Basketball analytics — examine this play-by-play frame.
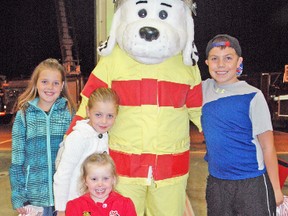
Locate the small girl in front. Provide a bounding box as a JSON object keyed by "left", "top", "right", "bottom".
{"left": 65, "top": 153, "right": 137, "bottom": 216}
{"left": 53, "top": 87, "right": 119, "bottom": 216}
{"left": 9, "top": 58, "right": 76, "bottom": 216}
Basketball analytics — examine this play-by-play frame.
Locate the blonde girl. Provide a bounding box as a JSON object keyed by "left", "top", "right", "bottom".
{"left": 16, "top": 58, "right": 75, "bottom": 113}
{"left": 65, "top": 153, "right": 136, "bottom": 216}
{"left": 53, "top": 88, "right": 119, "bottom": 216}
{"left": 10, "top": 58, "right": 76, "bottom": 216}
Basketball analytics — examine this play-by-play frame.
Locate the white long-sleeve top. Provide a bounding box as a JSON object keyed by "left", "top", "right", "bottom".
{"left": 53, "top": 119, "right": 108, "bottom": 211}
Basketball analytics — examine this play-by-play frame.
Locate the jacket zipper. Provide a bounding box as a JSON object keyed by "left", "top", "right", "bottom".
{"left": 25, "top": 165, "right": 30, "bottom": 190}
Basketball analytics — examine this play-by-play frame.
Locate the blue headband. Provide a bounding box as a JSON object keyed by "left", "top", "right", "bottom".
{"left": 206, "top": 34, "right": 242, "bottom": 57}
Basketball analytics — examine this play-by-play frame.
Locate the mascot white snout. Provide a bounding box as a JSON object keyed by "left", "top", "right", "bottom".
{"left": 98, "top": 0, "right": 199, "bottom": 65}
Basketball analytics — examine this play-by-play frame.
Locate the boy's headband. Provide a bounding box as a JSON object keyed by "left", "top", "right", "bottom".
{"left": 206, "top": 34, "right": 242, "bottom": 57}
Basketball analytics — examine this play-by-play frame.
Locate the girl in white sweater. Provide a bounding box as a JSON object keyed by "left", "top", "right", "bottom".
{"left": 53, "top": 88, "right": 119, "bottom": 216}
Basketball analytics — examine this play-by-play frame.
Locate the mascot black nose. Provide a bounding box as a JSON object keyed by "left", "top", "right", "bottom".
{"left": 139, "top": 26, "right": 160, "bottom": 42}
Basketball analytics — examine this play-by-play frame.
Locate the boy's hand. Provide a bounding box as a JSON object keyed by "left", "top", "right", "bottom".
{"left": 275, "top": 188, "right": 284, "bottom": 206}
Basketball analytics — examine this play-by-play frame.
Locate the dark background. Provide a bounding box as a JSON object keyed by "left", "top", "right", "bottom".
{"left": 0, "top": 0, "right": 95, "bottom": 80}
{"left": 1, "top": 0, "right": 288, "bottom": 80}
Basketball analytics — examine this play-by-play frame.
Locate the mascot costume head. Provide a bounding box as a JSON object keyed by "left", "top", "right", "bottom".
{"left": 98, "top": 0, "right": 199, "bottom": 65}
{"left": 67, "top": 0, "right": 202, "bottom": 215}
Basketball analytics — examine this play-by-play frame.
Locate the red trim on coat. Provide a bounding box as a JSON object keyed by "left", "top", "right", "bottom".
{"left": 158, "top": 81, "right": 190, "bottom": 107}
{"left": 112, "top": 79, "right": 201, "bottom": 108}
{"left": 66, "top": 115, "right": 83, "bottom": 135}
{"left": 82, "top": 74, "right": 108, "bottom": 97}
{"left": 111, "top": 79, "right": 158, "bottom": 105}
{"left": 109, "top": 150, "right": 190, "bottom": 180}
{"left": 186, "top": 83, "right": 203, "bottom": 108}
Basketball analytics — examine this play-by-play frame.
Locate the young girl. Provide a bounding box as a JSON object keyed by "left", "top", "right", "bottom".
{"left": 53, "top": 88, "right": 119, "bottom": 215}
{"left": 9, "top": 58, "right": 76, "bottom": 216}
{"left": 65, "top": 153, "right": 137, "bottom": 216}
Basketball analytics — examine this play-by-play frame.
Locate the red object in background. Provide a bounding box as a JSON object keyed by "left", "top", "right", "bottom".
{"left": 278, "top": 159, "right": 288, "bottom": 189}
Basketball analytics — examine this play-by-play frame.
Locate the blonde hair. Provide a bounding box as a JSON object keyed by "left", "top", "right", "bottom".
{"left": 88, "top": 88, "right": 120, "bottom": 114}
{"left": 16, "top": 58, "right": 76, "bottom": 114}
{"left": 80, "top": 153, "right": 118, "bottom": 194}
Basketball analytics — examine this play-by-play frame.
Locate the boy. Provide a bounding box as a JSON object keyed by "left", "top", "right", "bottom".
{"left": 202, "top": 34, "right": 283, "bottom": 215}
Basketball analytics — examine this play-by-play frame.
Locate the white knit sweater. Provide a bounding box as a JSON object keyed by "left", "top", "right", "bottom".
{"left": 53, "top": 119, "right": 109, "bottom": 211}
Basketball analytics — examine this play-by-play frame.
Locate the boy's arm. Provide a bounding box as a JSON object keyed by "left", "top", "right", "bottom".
{"left": 258, "top": 130, "right": 284, "bottom": 206}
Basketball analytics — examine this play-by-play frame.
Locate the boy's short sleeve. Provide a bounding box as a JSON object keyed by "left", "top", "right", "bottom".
{"left": 250, "top": 91, "right": 273, "bottom": 137}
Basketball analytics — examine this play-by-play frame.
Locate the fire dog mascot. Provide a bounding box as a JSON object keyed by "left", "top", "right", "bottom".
{"left": 67, "top": 0, "right": 202, "bottom": 215}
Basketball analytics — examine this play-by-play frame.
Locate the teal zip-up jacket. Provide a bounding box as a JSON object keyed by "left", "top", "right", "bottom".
{"left": 9, "top": 97, "right": 74, "bottom": 209}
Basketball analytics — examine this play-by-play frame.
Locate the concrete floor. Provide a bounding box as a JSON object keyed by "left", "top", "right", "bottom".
{"left": 188, "top": 152, "right": 208, "bottom": 216}
{"left": 0, "top": 151, "right": 18, "bottom": 216}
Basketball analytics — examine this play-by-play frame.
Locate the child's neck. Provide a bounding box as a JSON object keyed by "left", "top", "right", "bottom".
{"left": 37, "top": 101, "right": 53, "bottom": 112}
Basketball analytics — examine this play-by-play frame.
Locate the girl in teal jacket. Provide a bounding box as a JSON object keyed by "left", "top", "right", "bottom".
{"left": 9, "top": 58, "right": 76, "bottom": 216}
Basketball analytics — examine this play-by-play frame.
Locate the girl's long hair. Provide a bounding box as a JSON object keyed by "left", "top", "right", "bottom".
{"left": 16, "top": 58, "right": 76, "bottom": 114}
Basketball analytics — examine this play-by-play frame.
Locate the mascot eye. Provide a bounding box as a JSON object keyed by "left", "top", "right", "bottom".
{"left": 138, "top": 9, "right": 147, "bottom": 18}
{"left": 159, "top": 10, "right": 168, "bottom": 20}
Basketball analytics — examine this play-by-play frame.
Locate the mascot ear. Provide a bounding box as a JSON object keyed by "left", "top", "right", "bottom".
{"left": 182, "top": 9, "right": 199, "bottom": 66}
{"left": 97, "top": 8, "right": 121, "bottom": 56}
